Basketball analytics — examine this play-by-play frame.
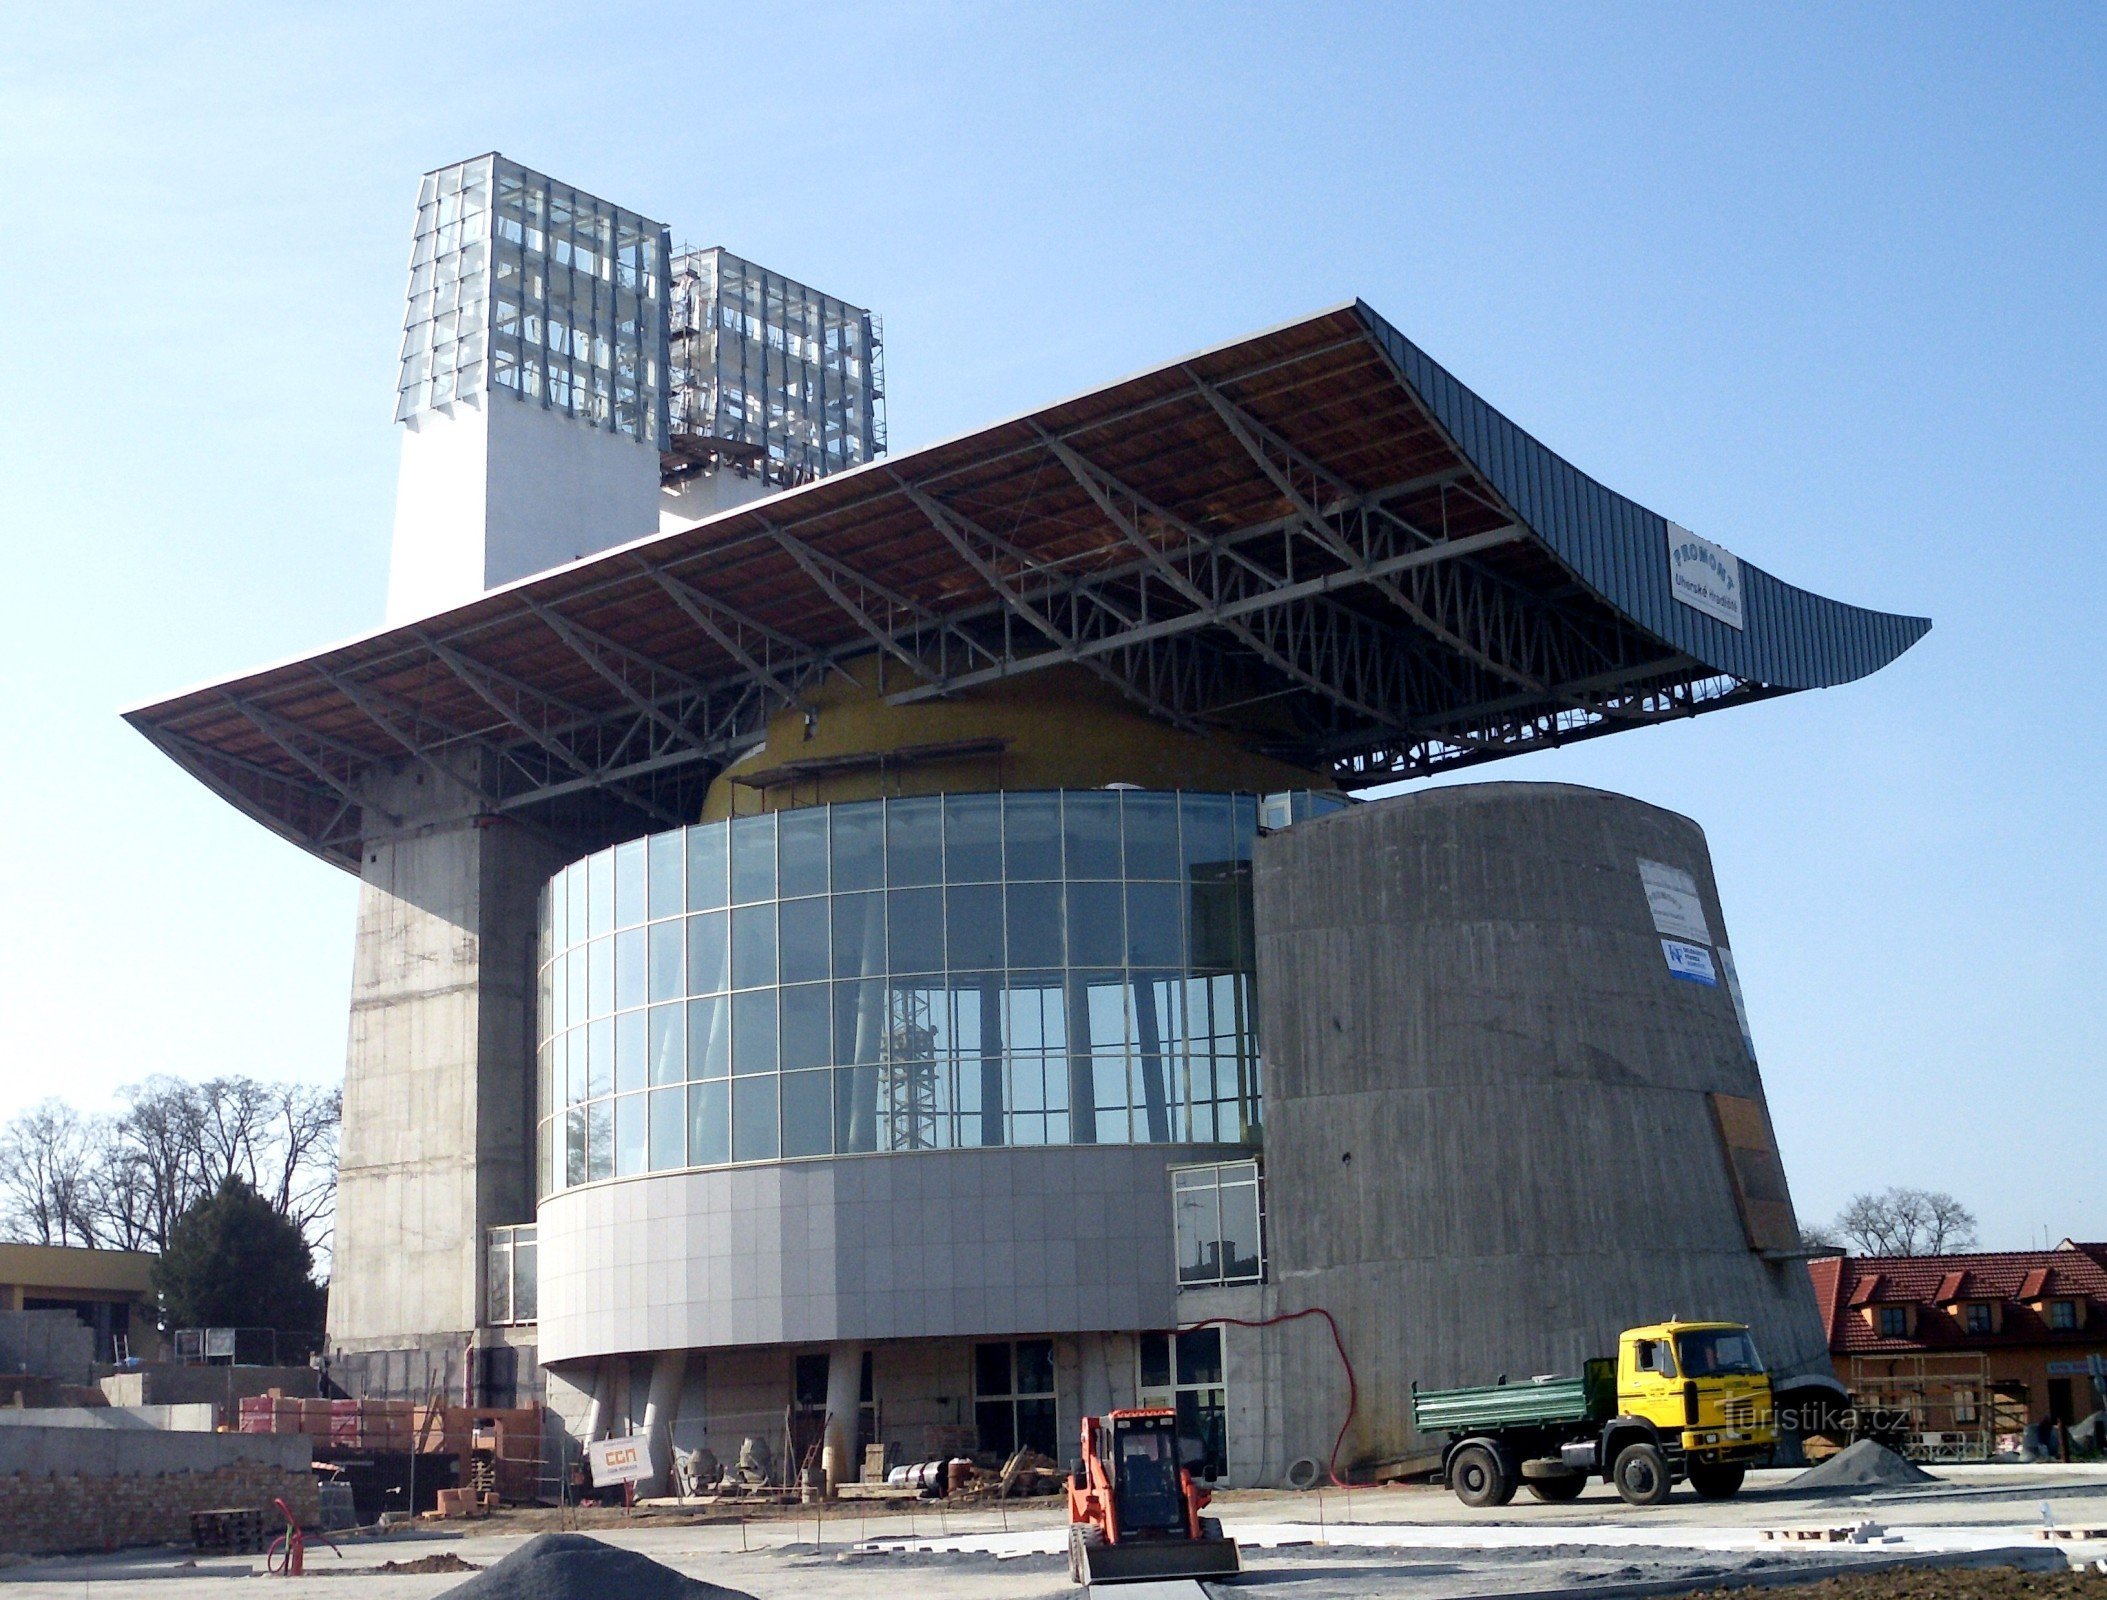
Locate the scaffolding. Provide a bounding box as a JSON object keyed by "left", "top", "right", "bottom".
{"left": 1848, "top": 1351, "right": 2012, "bottom": 1461}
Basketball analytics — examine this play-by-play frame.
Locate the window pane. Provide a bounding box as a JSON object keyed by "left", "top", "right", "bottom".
{"left": 586, "top": 1018, "right": 612, "bottom": 1097}
{"left": 565, "top": 863, "right": 588, "bottom": 945}
{"left": 687, "top": 912, "right": 729, "bottom": 994}
{"left": 1015, "top": 1338, "right": 1055, "bottom": 1396}
{"left": 1176, "top": 1326, "right": 1223, "bottom": 1386}
{"left": 781, "top": 1069, "right": 832, "bottom": 1157}
{"left": 832, "top": 891, "right": 886, "bottom": 978}
{"left": 777, "top": 808, "right": 829, "bottom": 897}
{"left": 835, "top": 1065, "right": 879, "bottom": 1152}
{"left": 615, "top": 1011, "right": 646, "bottom": 1093}
{"left": 831, "top": 804, "right": 884, "bottom": 891}
{"left": 732, "top": 904, "right": 778, "bottom": 987}
{"left": 1067, "top": 882, "right": 1124, "bottom": 966}
{"left": 1016, "top": 1398, "right": 1057, "bottom": 1458}
{"left": 648, "top": 1003, "right": 685, "bottom": 1086}
{"left": 780, "top": 982, "right": 831, "bottom": 1071}
{"left": 975, "top": 1400, "right": 1016, "bottom": 1459}
{"left": 732, "top": 1075, "right": 778, "bottom": 1160}
{"left": 649, "top": 918, "right": 684, "bottom": 1001}
{"left": 648, "top": 831, "right": 684, "bottom": 919}
{"left": 1220, "top": 1179, "right": 1261, "bottom": 1281}
{"left": 614, "top": 1093, "right": 646, "bottom": 1175}
{"left": 564, "top": 1031, "right": 587, "bottom": 1105}
{"left": 944, "top": 793, "right": 1003, "bottom": 882}
{"left": 1175, "top": 1179, "right": 1217, "bottom": 1285}
{"left": 688, "top": 1080, "right": 729, "bottom": 1166}
{"left": 615, "top": 928, "right": 647, "bottom": 1010}
{"left": 834, "top": 980, "right": 885, "bottom": 1066}
{"left": 587, "top": 849, "right": 613, "bottom": 935}
{"left": 587, "top": 937, "right": 613, "bottom": 1017}
{"left": 886, "top": 796, "right": 943, "bottom": 885}
{"left": 888, "top": 888, "right": 943, "bottom": 974}
{"left": 649, "top": 1087, "right": 685, "bottom": 1170}
{"left": 946, "top": 885, "right": 1003, "bottom": 970}
{"left": 730, "top": 813, "right": 776, "bottom": 903}
{"left": 1006, "top": 882, "right": 1062, "bottom": 968}
{"left": 614, "top": 839, "right": 647, "bottom": 927}
{"left": 565, "top": 1107, "right": 587, "bottom": 1185}
{"left": 732, "top": 989, "right": 777, "bottom": 1073}
{"left": 1003, "top": 793, "right": 1061, "bottom": 880}
{"left": 686, "top": 825, "right": 727, "bottom": 911}
{"left": 779, "top": 897, "right": 829, "bottom": 984}
{"left": 514, "top": 1238, "right": 537, "bottom": 1321}
{"left": 1122, "top": 793, "right": 1179, "bottom": 879}
{"left": 586, "top": 1099, "right": 613, "bottom": 1180}
{"left": 1064, "top": 792, "right": 1122, "bottom": 878}
{"left": 1125, "top": 882, "right": 1183, "bottom": 966}
{"left": 974, "top": 1342, "right": 1013, "bottom": 1397}
{"left": 686, "top": 996, "right": 729, "bottom": 1079}
{"left": 1139, "top": 1332, "right": 1172, "bottom": 1390}
{"left": 1180, "top": 794, "right": 1235, "bottom": 871}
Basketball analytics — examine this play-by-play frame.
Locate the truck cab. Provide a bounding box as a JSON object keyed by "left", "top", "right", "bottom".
{"left": 1604, "top": 1320, "right": 1774, "bottom": 1500}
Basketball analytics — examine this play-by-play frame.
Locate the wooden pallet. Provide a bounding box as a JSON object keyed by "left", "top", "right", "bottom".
{"left": 1763, "top": 1527, "right": 1854, "bottom": 1543}
{"left": 190, "top": 1506, "right": 267, "bottom": 1554}
{"left": 2039, "top": 1527, "right": 2107, "bottom": 1541}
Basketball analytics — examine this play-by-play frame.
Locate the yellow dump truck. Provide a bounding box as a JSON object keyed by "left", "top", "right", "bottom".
{"left": 1410, "top": 1321, "right": 1775, "bottom": 1507}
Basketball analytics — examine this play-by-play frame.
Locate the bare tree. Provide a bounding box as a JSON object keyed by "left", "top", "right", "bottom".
{"left": 0, "top": 1101, "right": 104, "bottom": 1247}
{"left": 0, "top": 1080, "right": 339, "bottom": 1262}
{"left": 1831, "top": 1187, "right": 1980, "bottom": 1256}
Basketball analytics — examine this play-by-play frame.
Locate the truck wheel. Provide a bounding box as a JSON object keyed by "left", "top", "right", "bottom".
{"left": 1448, "top": 1442, "right": 1512, "bottom": 1509}
{"left": 1068, "top": 1524, "right": 1102, "bottom": 1584}
{"left": 1612, "top": 1441, "right": 1670, "bottom": 1507}
{"left": 1527, "top": 1474, "right": 1585, "bottom": 1502}
{"left": 1687, "top": 1461, "right": 1746, "bottom": 1499}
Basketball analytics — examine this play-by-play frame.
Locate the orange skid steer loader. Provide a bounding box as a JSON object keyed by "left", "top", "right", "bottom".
{"left": 1066, "top": 1409, "right": 1242, "bottom": 1585}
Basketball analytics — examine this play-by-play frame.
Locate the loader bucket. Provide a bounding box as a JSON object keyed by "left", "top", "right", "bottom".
{"left": 1078, "top": 1534, "right": 1242, "bottom": 1585}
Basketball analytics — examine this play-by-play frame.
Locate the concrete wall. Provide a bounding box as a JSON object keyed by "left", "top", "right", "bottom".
{"left": 0, "top": 1404, "right": 215, "bottom": 1432}
{"left": 386, "top": 392, "right": 663, "bottom": 625}
{"left": 0, "top": 1309, "right": 93, "bottom": 1386}
{"left": 328, "top": 755, "right": 568, "bottom": 1375}
{"left": 0, "top": 1425, "right": 313, "bottom": 1554}
{"left": 99, "top": 1364, "right": 319, "bottom": 1425}
{"left": 1250, "top": 781, "right": 1829, "bottom": 1475}
{"left": 538, "top": 1142, "right": 1245, "bottom": 1364}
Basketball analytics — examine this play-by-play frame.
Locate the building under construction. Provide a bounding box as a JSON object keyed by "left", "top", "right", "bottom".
{"left": 125, "top": 153, "right": 1929, "bottom": 1491}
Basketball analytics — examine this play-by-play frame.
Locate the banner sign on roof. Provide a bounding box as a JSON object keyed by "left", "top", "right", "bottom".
{"left": 1661, "top": 939, "right": 1719, "bottom": 985}
{"left": 1638, "top": 859, "right": 1712, "bottom": 945}
{"left": 1667, "top": 523, "right": 1745, "bottom": 631}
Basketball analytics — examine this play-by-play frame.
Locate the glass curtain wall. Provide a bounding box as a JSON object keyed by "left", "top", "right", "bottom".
{"left": 398, "top": 153, "right": 670, "bottom": 445}
{"left": 532, "top": 790, "right": 1326, "bottom": 1197}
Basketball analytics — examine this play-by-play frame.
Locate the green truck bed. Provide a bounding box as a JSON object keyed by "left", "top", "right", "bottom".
{"left": 1411, "top": 1359, "right": 1615, "bottom": 1435}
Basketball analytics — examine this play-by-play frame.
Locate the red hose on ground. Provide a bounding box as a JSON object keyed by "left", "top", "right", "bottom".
{"left": 1172, "top": 1307, "right": 1359, "bottom": 1488}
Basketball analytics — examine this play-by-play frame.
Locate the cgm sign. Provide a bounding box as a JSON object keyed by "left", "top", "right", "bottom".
{"left": 1666, "top": 522, "right": 1745, "bottom": 631}
{"left": 587, "top": 1434, "right": 653, "bottom": 1486}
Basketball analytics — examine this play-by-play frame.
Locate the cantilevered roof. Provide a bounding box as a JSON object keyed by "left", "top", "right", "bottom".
{"left": 125, "top": 301, "right": 1929, "bottom": 872}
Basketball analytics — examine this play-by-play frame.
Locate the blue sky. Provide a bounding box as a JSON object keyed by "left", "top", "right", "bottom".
{"left": 1, "top": 3, "right": 2099, "bottom": 1249}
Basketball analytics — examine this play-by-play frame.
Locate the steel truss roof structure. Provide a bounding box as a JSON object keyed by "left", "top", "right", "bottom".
{"left": 126, "top": 302, "right": 1929, "bottom": 873}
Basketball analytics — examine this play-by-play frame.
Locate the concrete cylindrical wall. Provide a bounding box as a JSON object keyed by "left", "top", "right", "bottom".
{"left": 1251, "top": 781, "right": 1827, "bottom": 1470}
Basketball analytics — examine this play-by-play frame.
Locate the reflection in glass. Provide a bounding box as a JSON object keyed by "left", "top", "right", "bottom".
{"left": 689, "top": 1080, "right": 729, "bottom": 1166}
{"left": 732, "top": 1075, "right": 778, "bottom": 1161}
{"left": 779, "top": 897, "right": 829, "bottom": 984}
{"left": 614, "top": 839, "right": 646, "bottom": 929}
{"left": 615, "top": 1011, "right": 645, "bottom": 1093}
{"left": 777, "top": 809, "right": 829, "bottom": 897}
{"left": 945, "top": 793, "right": 1003, "bottom": 881}
{"left": 686, "top": 825, "right": 727, "bottom": 911}
{"left": 649, "top": 1087, "right": 685, "bottom": 1170}
{"left": 731, "top": 904, "right": 777, "bottom": 988}
{"left": 886, "top": 796, "right": 943, "bottom": 885}
{"left": 687, "top": 912, "right": 728, "bottom": 994}
{"left": 648, "top": 1004, "right": 684, "bottom": 1085}
{"left": 649, "top": 919, "right": 684, "bottom": 1001}
{"left": 730, "top": 814, "right": 776, "bottom": 904}
{"left": 615, "top": 927, "right": 646, "bottom": 1011}
{"left": 686, "top": 996, "right": 729, "bottom": 1079}
{"left": 648, "top": 831, "right": 684, "bottom": 920}
{"left": 732, "top": 989, "right": 777, "bottom": 1073}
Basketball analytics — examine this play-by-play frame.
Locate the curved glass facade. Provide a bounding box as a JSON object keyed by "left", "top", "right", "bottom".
{"left": 533, "top": 790, "right": 1332, "bottom": 1197}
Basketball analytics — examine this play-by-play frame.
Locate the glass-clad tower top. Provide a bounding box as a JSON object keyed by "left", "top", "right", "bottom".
{"left": 667, "top": 246, "right": 884, "bottom": 488}
{"left": 534, "top": 790, "right": 1345, "bottom": 1198}
{"left": 395, "top": 154, "right": 671, "bottom": 447}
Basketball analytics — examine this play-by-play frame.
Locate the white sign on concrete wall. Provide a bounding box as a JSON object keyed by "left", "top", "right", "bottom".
{"left": 1666, "top": 523, "right": 1745, "bottom": 631}
{"left": 1661, "top": 939, "right": 1719, "bottom": 985}
{"left": 1638, "top": 859, "right": 1713, "bottom": 945}
{"left": 1718, "top": 947, "right": 1758, "bottom": 1061}
{"left": 587, "top": 1434, "right": 653, "bottom": 1486}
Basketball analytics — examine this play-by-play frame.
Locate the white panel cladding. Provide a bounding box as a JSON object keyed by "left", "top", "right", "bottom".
{"left": 535, "top": 1143, "right": 1246, "bottom": 1364}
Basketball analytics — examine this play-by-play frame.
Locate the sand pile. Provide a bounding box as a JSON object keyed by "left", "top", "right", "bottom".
{"left": 438, "top": 1534, "right": 757, "bottom": 1600}
{"left": 1785, "top": 1439, "right": 1937, "bottom": 1492}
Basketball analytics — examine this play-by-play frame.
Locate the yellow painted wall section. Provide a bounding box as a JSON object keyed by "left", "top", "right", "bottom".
{"left": 0, "top": 1243, "right": 156, "bottom": 1300}
{"left": 700, "top": 655, "right": 1333, "bottom": 820}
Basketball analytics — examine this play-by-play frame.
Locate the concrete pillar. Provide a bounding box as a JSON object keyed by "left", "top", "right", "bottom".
{"left": 640, "top": 1349, "right": 687, "bottom": 1496}
{"left": 821, "top": 1343, "right": 861, "bottom": 1494}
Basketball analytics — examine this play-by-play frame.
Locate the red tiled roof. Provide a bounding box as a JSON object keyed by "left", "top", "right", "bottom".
{"left": 1808, "top": 1243, "right": 2107, "bottom": 1355}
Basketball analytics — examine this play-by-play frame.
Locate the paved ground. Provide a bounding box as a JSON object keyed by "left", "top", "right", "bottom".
{"left": 2, "top": 1464, "right": 2102, "bottom": 1598}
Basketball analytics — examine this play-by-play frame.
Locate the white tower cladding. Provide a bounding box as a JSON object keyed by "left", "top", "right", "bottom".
{"left": 385, "top": 155, "right": 674, "bottom": 624}
{"left": 660, "top": 247, "right": 885, "bottom": 524}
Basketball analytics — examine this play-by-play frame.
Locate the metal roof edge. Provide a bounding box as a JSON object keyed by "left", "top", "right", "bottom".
{"left": 1349, "top": 300, "right": 1931, "bottom": 693}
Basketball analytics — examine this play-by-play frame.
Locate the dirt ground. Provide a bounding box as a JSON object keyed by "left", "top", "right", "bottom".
{"left": 1669, "top": 1570, "right": 2107, "bottom": 1600}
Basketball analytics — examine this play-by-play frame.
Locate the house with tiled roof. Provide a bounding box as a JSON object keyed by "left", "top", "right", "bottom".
{"left": 1807, "top": 1241, "right": 2107, "bottom": 1455}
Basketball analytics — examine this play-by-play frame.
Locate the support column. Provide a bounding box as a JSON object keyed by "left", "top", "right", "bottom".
{"left": 821, "top": 1343, "right": 862, "bottom": 1495}
{"left": 640, "top": 1349, "right": 688, "bottom": 1496}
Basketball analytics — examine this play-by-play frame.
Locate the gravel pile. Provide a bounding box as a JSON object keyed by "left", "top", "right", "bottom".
{"left": 1785, "top": 1439, "right": 1938, "bottom": 1492}
{"left": 438, "top": 1534, "right": 757, "bottom": 1600}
